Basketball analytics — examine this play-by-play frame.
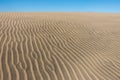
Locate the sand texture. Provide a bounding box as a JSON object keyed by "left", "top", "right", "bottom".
{"left": 0, "top": 12, "right": 120, "bottom": 80}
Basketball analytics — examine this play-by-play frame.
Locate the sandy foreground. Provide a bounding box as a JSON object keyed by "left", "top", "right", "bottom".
{"left": 0, "top": 12, "right": 120, "bottom": 80}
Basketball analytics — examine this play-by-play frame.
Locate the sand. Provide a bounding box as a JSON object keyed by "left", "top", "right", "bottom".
{"left": 0, "top": 12, "right": 120, "bottom": 80}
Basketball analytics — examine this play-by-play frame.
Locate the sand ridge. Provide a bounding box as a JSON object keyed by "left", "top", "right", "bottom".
{"left": 0, "top": 12, "right": 120, "bottom": 80}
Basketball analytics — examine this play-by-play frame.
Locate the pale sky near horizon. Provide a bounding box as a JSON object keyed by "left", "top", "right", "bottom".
{"left": 0, "top": 0, "right": 120, "bottom": 13}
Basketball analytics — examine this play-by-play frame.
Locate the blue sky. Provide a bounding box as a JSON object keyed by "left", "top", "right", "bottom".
{"left": 0, "top": 0, "right": 120, "bottom": 12}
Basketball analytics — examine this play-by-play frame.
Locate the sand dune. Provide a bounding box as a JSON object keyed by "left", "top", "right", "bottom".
{"left": 0, "top": 12, "right": 120, "bottom": 80}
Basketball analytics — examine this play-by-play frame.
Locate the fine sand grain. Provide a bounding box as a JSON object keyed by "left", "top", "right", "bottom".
{"left": 0, "top": 12, "right": 120, "bottom": 80}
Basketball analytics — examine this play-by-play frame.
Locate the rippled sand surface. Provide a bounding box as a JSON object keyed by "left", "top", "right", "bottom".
{"left": 0, "top": 13, "right": 120, "bottom": 80}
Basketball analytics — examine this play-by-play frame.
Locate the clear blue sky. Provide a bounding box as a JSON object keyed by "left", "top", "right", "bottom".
{"left": 0, "top": 0, "right": 120, "bottom": 12}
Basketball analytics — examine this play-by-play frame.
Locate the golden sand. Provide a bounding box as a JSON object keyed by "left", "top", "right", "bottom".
{"left": 0, "top": 12, "right": 120, "bottom": 80}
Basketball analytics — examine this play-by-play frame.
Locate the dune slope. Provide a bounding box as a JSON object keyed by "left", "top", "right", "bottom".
{"left": 0, "top": 13, "right": 120, "bottom": 80}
